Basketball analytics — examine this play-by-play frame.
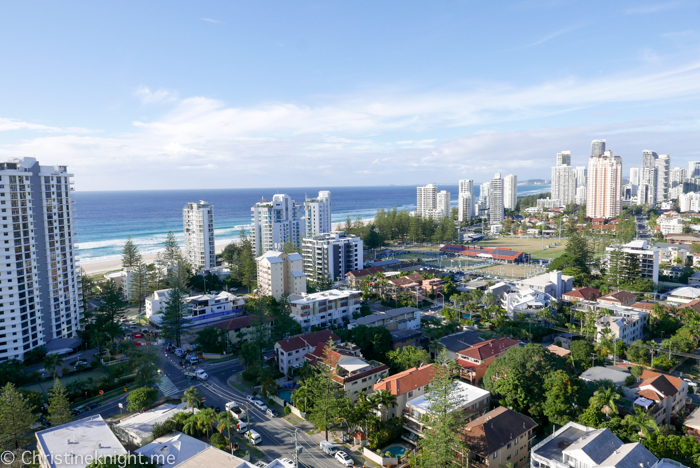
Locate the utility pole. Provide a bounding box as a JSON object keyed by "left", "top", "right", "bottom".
{"left": 291, "top": 428, "right": 302, "bottom": 468}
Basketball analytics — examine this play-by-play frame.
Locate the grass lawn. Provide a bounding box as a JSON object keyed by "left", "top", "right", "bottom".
{"left": 478, "top": 237, "right": 568, "bottom": 260}
{"left": 22, "top": 370, "right": 107, "bottom": 394}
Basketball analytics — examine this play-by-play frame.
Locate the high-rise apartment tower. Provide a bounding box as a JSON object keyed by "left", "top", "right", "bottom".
{"left": 251, "top": 194, "right": 305, "bottom": 256}
{"left": 183, "top": 201, "right": 216, "bottom": 270}
{"left": 586, "top": 148, "right": 622, "bottom": 219}
{"left": 503, "top": 174, "right": 517, "bottom": 210}
{"left": 304, "top": 191, "right": 332, "bottom": 237}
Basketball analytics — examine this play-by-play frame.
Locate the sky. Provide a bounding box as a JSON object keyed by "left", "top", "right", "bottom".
{"left": 1, "top": 1, "right": 699, "bottom": 191}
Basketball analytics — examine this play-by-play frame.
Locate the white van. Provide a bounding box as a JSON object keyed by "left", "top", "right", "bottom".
{"left": 188, "top": 355, "right": 199, "bottom": 365}
{"left": 245, "top": 429, "right": 262, "bottom": 445}
{"left": 319, "top": 440, "right": 337, "bottom": 455}
{"left": 236, "top": 421, "right": 248, "bottom": 434}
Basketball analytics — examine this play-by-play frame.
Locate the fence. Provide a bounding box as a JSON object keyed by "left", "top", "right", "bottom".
{"left": 363, "top": 448, "right": 398, "bottom": 466}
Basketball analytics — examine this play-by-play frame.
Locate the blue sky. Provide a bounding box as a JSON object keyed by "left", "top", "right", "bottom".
{"left": 1, "top": 1, "right": 699, "bottom": 190}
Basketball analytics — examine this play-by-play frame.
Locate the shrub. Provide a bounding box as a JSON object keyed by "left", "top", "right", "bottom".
{"left": 152, "top": 418, "right": 176, "bottom": 439}
{"left": 210, "top": 433, "right": 227, "bottom": 449}
{"left": 284, "top": 406, "right": 291, "bottom": 415}
{"left": 624, "top": 375, "right": 636, "bottom": 387}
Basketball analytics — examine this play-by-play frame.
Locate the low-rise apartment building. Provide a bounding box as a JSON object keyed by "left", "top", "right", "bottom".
{"left": 455, "top": 337, "right": 521, "bottom": 384}
{"left": 304, "top": 342, "right": 389, "bottom": 402}
{"left": 562, "top": 287, "right": 601, "bottom": 303}
{"left": 274, "top": 329, "right": 340, "bottom": 376}
{"left": 147, "top": 290, "right": 245, "bottom": 327}
{"left": 624, "top": 370, "right": 688, "bottom": 425}
{"left": 605, "top": 240, "right": 660, "bottom": 283}
{"left": 598, "top": 290, "right": 638, "bottom": 307}
{"left": 302, "top": 231, "right": 363, "bottom": 283}
{"left": 213, "top": 315, "right": 273, "bottom": 347}
{"left": 403, "top": 381, "right": 491, "bottom": 446}
{"left": 388, "top": 273, "right": 425, "bottom": 300}
{"left": 113, "top": 402, "right": 193, "bottom": 447}
{"left": 530, "top": 422, "right": 658, "bottom": 468}
{"left": 289, "top": 289, "right": 362, "bottom": 332}
{"left": 350, "top": 306, "right": 421, "bottom": 331}
{"left": 373, "top": 364, "right": 436, "bottom": 420}
{"left": 595, "top": 306, "right": 648, "bottom": 345}
{"left": 463, "top": 407, "right": 537, "bottom": 468}
{"left": 514, "top": 271, "right": 573, "bottom": 300}
{"left": 256, "top": 250, "right": 306, "bottom": 300}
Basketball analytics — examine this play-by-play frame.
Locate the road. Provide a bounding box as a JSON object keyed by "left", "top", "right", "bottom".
{"left": 156, "top": 349, "right": 344, "bottom": 468}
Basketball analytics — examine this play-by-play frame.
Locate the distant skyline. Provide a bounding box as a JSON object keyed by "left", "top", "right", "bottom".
{"left": 1, "top": 1, "right": 699, "bottom": 191}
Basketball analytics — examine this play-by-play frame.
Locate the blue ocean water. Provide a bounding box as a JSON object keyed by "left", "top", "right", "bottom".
{"left": 73, "top": 184, "right": 550, "bottom": 264}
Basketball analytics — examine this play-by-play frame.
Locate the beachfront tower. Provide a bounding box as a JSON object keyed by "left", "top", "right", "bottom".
{"left": 304, "top": 191, "right": 332, "bottom": 237}
{"left": 251, "top": 194, "right": 305, "bottom": 256}
{"left": 0, "top": 157, "right": 83, "bottom": 361}
{"left": 489, "top": 173, "right": 504, "bottom": 225}
{"left": 504, "top": 174, "right": 517, "bottom": 210}
{"left": 416, "top": 184, "right": 438, "bottom": 218}
{"left": 183, "top": 200, "right": 216, "bottom": 270}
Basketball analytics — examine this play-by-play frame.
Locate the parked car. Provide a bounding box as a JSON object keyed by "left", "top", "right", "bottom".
{"left": 85, "top": 402, "right": 101, "bottom": 410}
{"left": 253, "top": 400, "right": 268, "bottom": 411}
{"left": 74, "top": 360, "right": 89, "bottom": 367}
{"left": 70, "top": 408, "right": 83, "bottom": 416}
{"left": 684, "top": 378, "right": 698, "bottom": 387}
{"left": 246, "top": 394, "right": 254, "bottom": 402}
{"left": 254, "top": 463, "right": 267, "bottom": 468}
{"left": 335, "top": 451, "right": 353, "bottom": 467}
{"left": 265, "top": 408, "right": 277, "bottom": 418}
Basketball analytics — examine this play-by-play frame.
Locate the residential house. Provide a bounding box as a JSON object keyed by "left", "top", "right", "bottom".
{"left": 665, "top": 286, "right": 700, "bottom": 305}
{"left": 389, "top": 329, "right": 423, "bottom": 350}
{"left": 344, "top": 266, "right": 385, "bottom": 288}
{"left": 552, "top": 333, "right": 576, "bottom": 349}
{"left": 373, "top": 364, "right": 436, "bottom": 420}
{"left": 502, "top": 288, "right": 555, "bottom": 318}
{"left": 350, "top": 306, "right": 421, "bottom": 330}
{"left": 598, "top": 291, "right": 638, "bottom": 307}
{"left": 304, "top": 342, "right": 389, "bottom": 402}
{"left": 624, "top": 370, "right": 688, "bottom": 425}
{"left": 36, "top": 415, "right": 128, "bottom": 468}
{"left": 579, "top": 367, "right": 631, "bottom": 387}
{"left": 455, "top": 337, "right": 521, "bottom": 384}
{"left": 546, "top": 344, "right": 571, "bottom": 358}
{"left": 136, "top": 432, "right": 257, "bottom": 468}
{"left": 437, "top": 330, "right": 485, "bottom": 359}
{"left": 213, "top": 315, "right": 273, "bottom": 347}
{"left": 147, "top": 290, "right": 246, "bottom": 328}
{"left": 462, "top": 407, "right": 537, "bottom": 468}
{"left": 388, "top": 273, "right": 425, "bottom": 299}
{"left": 403, "top": 381, "right": 491, "bottom": 447}
{"left": 530, "top": 422, "right": 658, "bottom": 468}
{"left": 288, "top": 289, "right": 362, "bottom": 332}
{"left": 683, "top": 406, "right": 700, "bottom": 442}
{"left": 562, "top": 287, "right": 601, "bottom": 303}
{"left": 274, "top": 329, "right": 340, "bottom": 376}
{"left": 514, "top": 270, "right": 573, "bottom": 300}
{"left": 422, "top": 278, "right": 444, "bottom": 294}
{"left": 113, "top": 403, "right": 196, "bottom": 447}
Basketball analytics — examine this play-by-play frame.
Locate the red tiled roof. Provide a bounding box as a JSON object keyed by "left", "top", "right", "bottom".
{"left": 599, "top": 290, "right": 637, "bottom": 304}
{"left": 456, "top": 337, "right": 520, "bottom": 362}
{"left": 456, "top": 359, "right": 479, "bottom": 369}
{"left": 213, "top": 315, "right": 272, "bottom": 331}
{"left": 345, "top": 266, "right": 385, "bottom": 278}
{"left": 374, "top": 364, "right": 436, "bottom": 396}
{"left": 679, "top": 299, "right": 700, "bottom": 313}
{"left": 636, "top": 389, "right": 662, "bottom": 402}
{"left": 640, "top": 369, "right": 684, "bottom": 392}
{"left": 562, "top": 287, "right": 600, "bottom": 301}
{"left": 275, "top": 329, "right": 340, "bottom": 353}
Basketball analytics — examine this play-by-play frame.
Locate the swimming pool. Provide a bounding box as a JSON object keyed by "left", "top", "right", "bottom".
{"left": 278, "top": 389, "right": 293, "bottom": 402}
{"left": 383, "top": 445, "right": 407, "bottom": 457}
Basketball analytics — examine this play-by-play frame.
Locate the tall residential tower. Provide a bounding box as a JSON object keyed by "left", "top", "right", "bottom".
{"left": 0, "top": 157, "right": 82, "bottom": 361}
{"left": 552, "top": 152, "right": 576, "bottom": 206}
{"left": 503, "top": 174, "right": 517, "bottom": 210}
{"left": 251, "top": 194, "right": 305, "bottom": 256}
{"left": 489, "top": 173, "right": 504, "bottom": 225}
{"left": 586, "top": 146, "right": 623, "bottom": 219}
{"left": 304, "top": 191, "right": 332, "bottom": 237}
{"left": 183, "top": 201, "right": 216, "bottom": 270}
{"left": 416, "top": 184, "right": 437, "bottom": 218}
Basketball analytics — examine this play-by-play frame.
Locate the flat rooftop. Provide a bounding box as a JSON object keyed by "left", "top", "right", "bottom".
{"left": 533, "top": 424, "right": 590, "bottom": 463}
{"left": 407, "top": 380, "right": 489, "bottom": 413}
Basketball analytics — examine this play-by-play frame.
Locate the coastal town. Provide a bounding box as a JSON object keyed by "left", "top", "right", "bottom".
{"left": 5, "top": 140, "right": 700, "bottom": 468}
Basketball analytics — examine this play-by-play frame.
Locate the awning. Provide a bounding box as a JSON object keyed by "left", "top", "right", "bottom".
{"left": 633, "top": 397, "right": 654, "bottom": 408}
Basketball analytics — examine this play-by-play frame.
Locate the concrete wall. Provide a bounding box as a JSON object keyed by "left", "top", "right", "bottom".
{"left": 363, "top": 448, "right": 398, "bottom": 466}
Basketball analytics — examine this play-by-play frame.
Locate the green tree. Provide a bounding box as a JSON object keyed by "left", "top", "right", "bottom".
{"left": 182, "top": 386, "right": 202, "bottom": 411}
{"left": 160, "top": 286, "right": 187, "bottom": 347}
{"left": 590, "top": 386, "right": 621, "bottom": 419}
{"left": 386, "top": 346, "right": 431, "bottom": 374}
{"left": 98, "top": 280, "right": 129, "bottom": 325}
{"left": 129, "top": 347, "right": 161, "bottom": 388}
{"left": 570, "top": 340, "right": 595, "bottom": 370}
{"left": 337, "top": 324, "right": 393, "bottom": 362}
{"left": 217, "top": 411, "right": 237, "bottom": 453}
{"left": 623, "top": 407, "right": 658, "bottom": 439}
{"left": 163, "top": 231, "right": 181, "bottom": 265}
{"left": 483, "top": 344, "right": 566, "bottom": 421}
{"left": 626, "top": 340, "right": 650, "bottom": 365}
{"left": 0, "top": 382, "right": 38, "bottom": 451}
{"left": 631, "top": 365, "right": 645, "bottom": 381}
{"left": 196, "top": 408, "right": 218, "bottom": 439}
{"left": 194, "top": 326, "right": 229, "bottom": 353}
{"left": 47, "top": 378, "right": 73, "bottom": 427}
{"left": 641, "top": 433, "right": 700, "bottom": 467}
{"left": 129, "top": 261, "right": 151, "bottom": 319}
{"left": 418, "top": 349, "right": 466, "bottom": 468}
{"left": 127, "top": 387, "right": 159, "bottom": 412}
{"left": 122, "top": 236, "right": 142, "bottom": 270}
{"left": 542, "top": 370, "right": 589, "bottom": 425}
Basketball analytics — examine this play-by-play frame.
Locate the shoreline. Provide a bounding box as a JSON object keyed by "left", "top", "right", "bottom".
{"left": 79, "top": 218, "right": 365, "bottom": 276}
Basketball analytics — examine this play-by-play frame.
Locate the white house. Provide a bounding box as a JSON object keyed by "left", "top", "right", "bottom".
{"left": 274, "top": 329, "right": 340, "bottom": 376}
{"left": 502, "top": 288, "right": 555, "bottom": 318}
{"left": 147, "top": 290, "right": 245, "bottom": 327}
{"left": 595, "top": 306, "right": 648, "bottom": 345}
{"left": 514, "top": 270, "right": 573, "bottom": 300}
{"left": 113, "top": 403, "right": 196, "bottom": 447}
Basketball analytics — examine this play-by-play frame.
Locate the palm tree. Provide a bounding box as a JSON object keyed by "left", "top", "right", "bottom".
{"left": 623, "top": 407, "right": 658, "bottom": 439}
{"left": 217, "top": 411, "right": 237, "bottom": 453}
{"left": 371, "top": 389, "right": 397, "bottom": 421}
{"left": 196, "top": 408, "right": 217, "bottom": 440}
{"left": 591, "top": 387, "right": 620, "bottom": 419}
{"left": 43, "top": 353, "right": 65, "bottom": 379}
{"left": 182, "top": 386, "right": 202, "bottom": 412}
{"left": 181, "top": 414, "right": 198, "bottom": 436}
{"left": 171, "top": 410, "right": 192, "bottom": 431}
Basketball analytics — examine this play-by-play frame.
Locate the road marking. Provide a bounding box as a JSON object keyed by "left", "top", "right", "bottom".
{"left": 156, "top": 374, "right": 179, "bottom": 397}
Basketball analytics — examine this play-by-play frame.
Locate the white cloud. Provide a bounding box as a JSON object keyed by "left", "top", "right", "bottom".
{"left": 0, "top": 117, "right": 93, "bottom": 134}
{"left": 514, "top": 24, "right": 584, "bottom": 50}
{"left": 201, "top": 18, "right": 222, "bottom": 24}
{"left": 134, "top": 85, "right": 178, "bottom": 104}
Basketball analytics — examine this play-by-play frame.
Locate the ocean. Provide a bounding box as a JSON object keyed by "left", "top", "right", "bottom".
{"left": 73, "top": 184, "right": 550, "bottom": 264}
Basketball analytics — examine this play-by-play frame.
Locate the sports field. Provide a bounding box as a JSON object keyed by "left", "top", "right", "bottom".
{"left": 477, "top": 237, "right": 568, "bottom": 260}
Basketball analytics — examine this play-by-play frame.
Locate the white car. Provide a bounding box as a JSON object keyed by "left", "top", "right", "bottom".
{"left": 246, "top": 394, "right": 255, "bottom": 402}
{"left": 335, "top": 451, "right": 353, "bottom": 467}
{"left": 684, "top": 378, "right": 698, "bottom": 387}
{"left": 253, "top": 399, "right": 268, "bottom": 411}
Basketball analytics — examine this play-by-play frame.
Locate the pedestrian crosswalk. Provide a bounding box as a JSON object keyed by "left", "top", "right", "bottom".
{"left": 157, "top": 374, "right": 180, "bottom": 397}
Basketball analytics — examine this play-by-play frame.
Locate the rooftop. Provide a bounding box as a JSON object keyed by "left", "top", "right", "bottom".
{"left": 407, "top": 380, "right": 489, "bottom": 414}
{"left": 135, "top": 432, "right": 208, "bottom": 468}
{"left": 213, "top": 314, "right": 272, "bottom": 332}
{"left": 438, "top": 330, "right": 484, "bottom": 353}
{"left": 457, "top": 337, "right": 520, "bottom": 362}
{"left": 115, "top": 403, "right": 194, "bottom": 443}
{"left": 275, "top": 329, "right": 340, "bottom": 353}
{"left": 374, "top": 364, "right": 435, "bottom": 396}
{"left": 579, "top": 367, "right": 631, "bottom": 386}
{"left": 463, "top": 407, "right": 537, "bottom": 458}
{"left": 36, "top": 415, "right": 127, "bottom": 468}
{"left": 289, "top": 289, "right": 361, "bottom": 304}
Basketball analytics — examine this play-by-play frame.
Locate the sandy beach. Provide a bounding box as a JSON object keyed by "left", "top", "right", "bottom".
{"left": 80, "top": 219, "right": 367, "bottom": 277}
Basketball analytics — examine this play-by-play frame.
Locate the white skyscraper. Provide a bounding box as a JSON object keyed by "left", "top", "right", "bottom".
{"left": 489, "top": 173, "right": 504, "bottom": 225}
{"left": 575, "top": 186, "right": 587, "bottom": 205}
{"left": 656, "top": 154, "right": 670, "bottom": 202}
{"left": 304, "top": 191, "right": 332, "bottom": 237}
{"left": 0, "top": 157, "right": 82, "bottom": 360}
{"left": 183, "top": 201, "right": 216, "bottom": 270}
{"left": 437, "top": 190, "right": 451, "bottom": 218}
{"left": 458, "top": 193, "right": 473, "bottom": 223}
{"left": 459, "top": 179, "right": 473, "bottom": 198}
{"left": 671, "top": 167, "right": 687, "bottom": 188}
{"left": 574, "top": 166, "right": 587, "bottom": 188}
{"left": 251, "top": 194, "right": 305, "bottom": 256}
{"left": 480, "top": 181, "right": 490, "bottom": 206}
{"left": 689, "top": 161, "right": 700, "bottom": 179}
{"left": 416, "top": 184, "right": 438, "bottom": 218}
{"left": 638, "top": 166, "right": 658, "bottom": 206}
{"left": 557, "top": 151, "right": 572, "bottom": 167}
{"left": 503, "top": 174, "right": 517, "bottom": 210}
{"left": 629, "top": 167, "right": 640, "bottom": 196}
{"left": 552, "top": 151, "right": 575, "bottom": 205}
{"left": 586, "top": 148, "right": 622, "bottom": 219}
